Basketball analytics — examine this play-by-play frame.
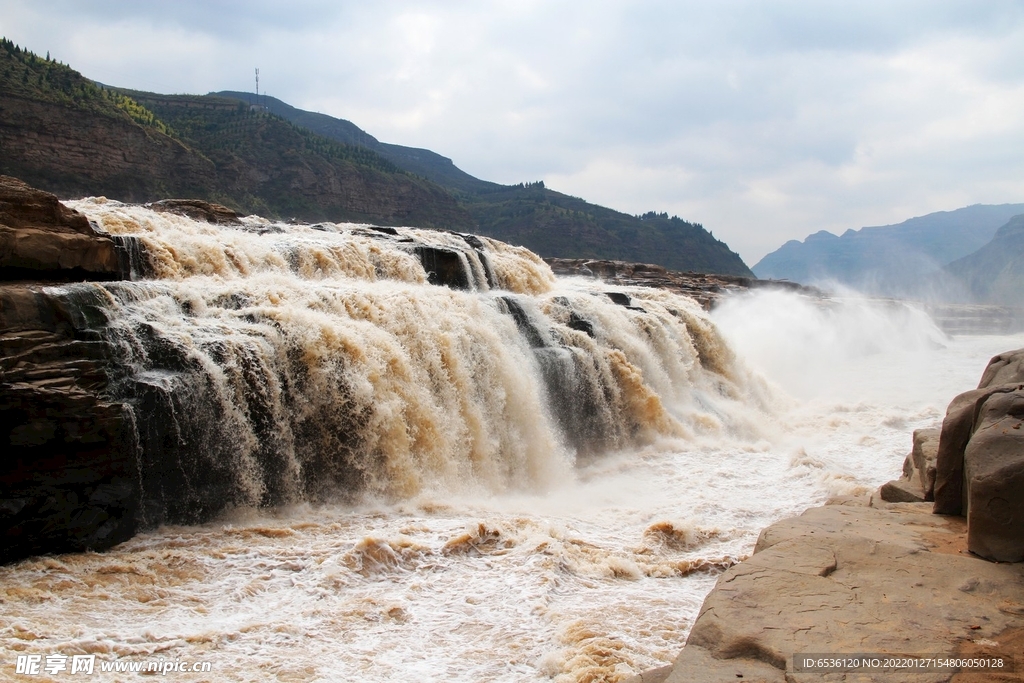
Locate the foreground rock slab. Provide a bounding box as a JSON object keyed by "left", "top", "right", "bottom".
{"left": 627, "top": 503, "right": 1024, "bottom": 683}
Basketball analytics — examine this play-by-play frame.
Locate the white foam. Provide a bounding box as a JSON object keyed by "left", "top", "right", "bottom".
{"left": 3, "top": 203, "right": 1022, "bottom": 681}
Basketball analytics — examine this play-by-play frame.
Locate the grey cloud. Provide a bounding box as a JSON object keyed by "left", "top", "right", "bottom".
{"left": 2, "top": 0, "right": 1024, "bottom": 264}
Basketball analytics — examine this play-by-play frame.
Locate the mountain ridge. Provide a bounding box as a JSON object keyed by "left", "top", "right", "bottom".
{"left": 944, "top": 214, "right": 1024, "bottom": 305}
{"left": 212, "top": 90, "right": 753, "bottom": 276}
{"left": 0, "top": 39, "right": 470, "bottom": 228}
{"left": 214, "top": 91, "right": 500, "bottom": 196}
{"left": 752, "top": 203, "right": 1024, "bottom": 296}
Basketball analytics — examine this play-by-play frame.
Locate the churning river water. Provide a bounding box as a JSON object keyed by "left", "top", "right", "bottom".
{"left": 2, "top": 199, "right": 1022, "bottom": 682}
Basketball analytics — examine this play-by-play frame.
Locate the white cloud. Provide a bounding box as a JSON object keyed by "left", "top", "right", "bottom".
{"left": 2, "top": 0, "right": 1024, "bottom": 264}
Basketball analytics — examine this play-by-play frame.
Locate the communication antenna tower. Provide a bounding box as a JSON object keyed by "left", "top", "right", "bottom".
{"left": 255, "top": 68, "right": 260, "bottom": 108}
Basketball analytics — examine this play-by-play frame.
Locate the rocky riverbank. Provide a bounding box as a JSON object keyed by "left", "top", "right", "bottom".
{"left": 628, "top": 349, "right": 1024, "bottom": 683}
{"left": 544, "top": 258, "right": 821, "bottom": 309}
{"left": 626, "top": 501, "right": 1023, "bottom": 683}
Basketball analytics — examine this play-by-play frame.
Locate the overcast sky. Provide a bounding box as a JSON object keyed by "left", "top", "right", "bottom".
{"left": 3, "top": 1, "right": 1024, "bottom": 264}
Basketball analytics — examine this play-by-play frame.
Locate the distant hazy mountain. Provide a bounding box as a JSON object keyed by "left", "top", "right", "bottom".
{"left": 944, "top": 214, "right": 1024, "bottom": 305}
{"left": 752, "top": 204, "right": 1024, "bottom": 296}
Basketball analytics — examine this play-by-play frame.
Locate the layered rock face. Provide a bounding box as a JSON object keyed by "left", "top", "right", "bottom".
{"left": 0, "top": 96, "right": 218, "bottom": 203}
{"left": 0, "top": 181, "right": 273, "bottom": 562}
{"left": 0, "top": 176, "right": 139, "bottom": 562}
{"left": 0, "top": 175, "right": 128, "bottom": 280}
{"left": 0, "top": 285, "right": 138, "bottom": 563}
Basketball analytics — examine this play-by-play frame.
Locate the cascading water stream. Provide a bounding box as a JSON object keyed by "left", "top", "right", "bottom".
{"left": 54, "top": 198, "right": 771, "bottom": 528}
{"left": 5, "top": 198, "right": 1020, "bottom": 682}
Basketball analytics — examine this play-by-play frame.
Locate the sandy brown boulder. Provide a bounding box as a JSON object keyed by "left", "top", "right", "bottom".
{"left": 880, "top": 426, "right": 941, "bottom": 503}
{"left": 978, "top": 347, "right": 1024, "bottom": 388}
{"left": 963, "top": 389, "right": 1024, "bottom": 561}
{"left": 932, "top": 348, "right": 1024, "bottom": 561}
{"left": 0, "top": 175, "right": 125, "bottom": 280}
{"left": 912, "top": 426, "right": 942, "bottom": 498}
{"left": 933, "top": 387, "right": 998, "bottom": 514}
{"left": 879, "top": 476, "right": 926, "bottom": 503}
{"left": 933, "top": 348, "right": 1023, "bottom": 514}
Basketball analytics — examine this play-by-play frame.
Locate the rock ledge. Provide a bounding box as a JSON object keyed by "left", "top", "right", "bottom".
{"left": 627, "top": 502, "right": 1023, "bottom": 683}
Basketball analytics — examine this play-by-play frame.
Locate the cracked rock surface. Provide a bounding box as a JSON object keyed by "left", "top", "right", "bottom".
{"left": 627, "top": 502, "right": 1024, "bottom": 683}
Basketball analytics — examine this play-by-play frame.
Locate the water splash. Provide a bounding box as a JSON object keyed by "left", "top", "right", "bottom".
{"left": 57, "top": 200, "right": 772, "bottom": 528}
{"left": 5, "top": 209, "right": 1023, "bottom": 682}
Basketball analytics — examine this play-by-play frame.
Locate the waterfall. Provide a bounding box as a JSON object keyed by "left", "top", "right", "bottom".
{"left": 58, "top": 198, "right": 770, "bottom": 528}
{"left": 10, "top": 202, "right": 1014, "bottom": 681}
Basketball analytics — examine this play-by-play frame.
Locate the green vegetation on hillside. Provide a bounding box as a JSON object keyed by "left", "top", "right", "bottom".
{"left": 0, "top": 38, "right": 166, "bottom": 133}
{"left": 2, "top": 40, "right": 750, "bottom": 275}
{"left": 127, "top": 91, "right": 401, "bottom": 175}
{"left": 0, "top": 40, "right": 470, "bottom": 228}
{"left": 119, "top": 91, "right": 468, "bottom": 225}
{"left": 217, "top": 91, "right": 752, "bottom": 275}
{"left": 461, "top": 186, "right": 748, "bottom": 274}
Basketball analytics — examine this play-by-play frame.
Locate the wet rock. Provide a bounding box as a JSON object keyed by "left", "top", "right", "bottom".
{"left": 496, "top": 296, "right": 546, "bottom": 348}
{"left": 0, "top": 175, "right": 126, "bottom": 281}
{"left": 413, "top": 245, "right": 471, "bottom": 289}
{"left": 0, "top": 285, "right": 138, "bottom": 563}
{"left": 149, "top": 199, "right": 242, "bottom": 225}
{"left": 567, "top": 311, "right": 595, "bottom": 338}
{"left": 605, "top": 291, "right": 632, "bottom": 306}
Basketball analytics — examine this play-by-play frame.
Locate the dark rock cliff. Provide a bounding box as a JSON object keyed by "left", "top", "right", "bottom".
{"left": 0, "top": 177, "right": 140, "bottom": 562}
{"left": 0, "top": 285, "right": 139, "bottom": 563}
